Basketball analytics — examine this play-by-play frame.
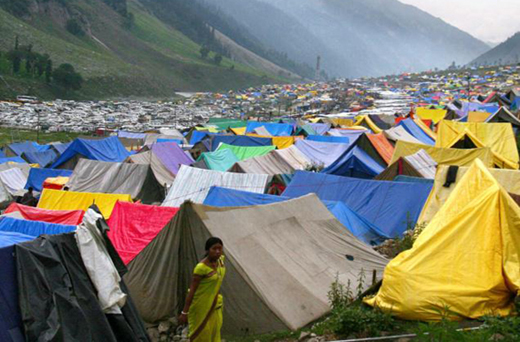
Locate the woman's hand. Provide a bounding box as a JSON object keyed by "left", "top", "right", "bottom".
{"left": 178, "top": 312, "right": 188, "bottom": 325}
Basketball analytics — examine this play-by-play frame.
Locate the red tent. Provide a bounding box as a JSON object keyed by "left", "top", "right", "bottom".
{"left": 4, "top": 203, "right": 84, "bottom": 225}
{"left": 107, "top": 201, "right": 179, "bottom": 264}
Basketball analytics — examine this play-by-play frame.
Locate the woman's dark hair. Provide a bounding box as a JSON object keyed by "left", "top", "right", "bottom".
{"left": 205, "top": 237, "right": 223, "bottom": 252}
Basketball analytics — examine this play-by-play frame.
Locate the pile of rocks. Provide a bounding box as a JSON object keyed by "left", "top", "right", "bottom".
{"left": 146, "top": 318, "right": 188, "bottom": 342}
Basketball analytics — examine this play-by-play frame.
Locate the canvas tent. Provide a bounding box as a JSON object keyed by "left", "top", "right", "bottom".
{"left": 197, "top": 149, "right": 239, "bottom": 172}
{"left": 0, "top": 217, "right": 76, "bottom": 237}
{"left": 0, "top": 168, "right": 29, "bottom": 196}
{"left": 396, "top": 119, "right": 435, "bottom": 145}
{"left": 125, "top": 195, "right": 388, "bottom": 334}
{"left": 230, "top": 152, "right": 295, "bottom": 175}
{"left": 215, "top": 143, "right": 276, "bottom": 161}
{"left": 366, "top": 160, "right": 520, "bottom": 320}
{"left": 375, "top": 150, "right": 437, "bottom": 181}
{"left": 486, "top": 107, "right": 520, "bottom": 129}
{"left": 21, "top": 150, "right": 58, "bottom": 168}
{"left": 162, "top": 165, "right": 270, "bottom": 207}
{"left": 245, "top": 122, "right": 293, "bottom": 136}
{"left": 24, "top": 168, "right": 72, "bottom": 192}
{"left": 209, "top": 135, "right": 272, "bottom": 151}
{"left": 384, "top": 126, "right": 423, "bottom": 145}
{"left": 3, "top": 142, "right": 39, "bottom": 157}
{"left": 416, "top": 107, "right": 446, "bottom": 124}
{"left": 4, "top": 203, "right": 84, "bottom": 225}
{"left": 66, "top": 159, "right": 164, "bottom": 204}
{"left": 321, "top": 146, "right": 384, "bottom": 179}
{"left": 283, "top": 171, "right": 432, "bottom": 238}
{"left": 272, "top": 145, "right": 311, "bottom": 170}
{"left": 294, "top": 140, "right": 350, "bottom": 168}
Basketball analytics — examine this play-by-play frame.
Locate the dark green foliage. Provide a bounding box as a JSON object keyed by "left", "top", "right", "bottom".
{"left": 102, "top": 0, "right": 127, "bottom": 16}
{"left": 213, "top": 53, "right": 222, "bottom": 65}
{"left": 6, "top": 49, "right": 22, "bottom": 73}
{"left": 53, "top": 63, "right": 83, "bottom": 91}
{"left": 45, "top": 59, "right": 52, "bottom": 83}
{"left": 0, "top": 0, "right": 31, "bottom": 17}
{"left": 122, "top": 12, "right": 134, "bottom": 30}
{"left": 199, "top": 46, "right": 210, "bottom": 59}
{"left": 66, "top": 18, "right": 85, "bottom": 36}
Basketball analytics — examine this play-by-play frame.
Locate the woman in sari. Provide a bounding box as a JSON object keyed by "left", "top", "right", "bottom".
{"left": 179, "top": 237, "right": 226, "bottom": 341}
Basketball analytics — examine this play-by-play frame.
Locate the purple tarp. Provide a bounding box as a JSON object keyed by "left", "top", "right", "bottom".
{"left": 151, "top": 142, "right": 194, "bottom": 175}
{"left": 294, "top": 140, "right": 350, "bottom": 167}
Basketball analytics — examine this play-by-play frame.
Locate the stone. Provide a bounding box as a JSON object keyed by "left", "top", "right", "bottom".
{"left": 158, "top": 321, "right": 171, "bottom": 333}
{"left": 159, "top": 335, "right": 168, "bottom": 342}
{"left": 307, "top": 338, "right": 319, "bottom": 342}
{"left": 489, "top": 334, "right": 505, "bottom": 341}
{"left": 168, "top": 317, "right": 179, "bottom": 326}
{"left": 299, "top": 331, "right": 311, "bottom": 341}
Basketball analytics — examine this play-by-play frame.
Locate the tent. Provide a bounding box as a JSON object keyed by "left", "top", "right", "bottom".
{"left": 397, "top": 119, "right": 435, "bottom": 145}
{"left": 230, "top": 152, "right": 295, "bottom": 175}
{"left": 203, "top": 187, "right": 390, "bottom": 245}
{"left": 283, "top": 171, "right": 432, "bottom": 237}
{"left": 485, "top": 107, "right": 520, "bottom": 129}
{"left": 209, "top": 135, "right": 272, "bottom": 151}
{"left": 0, "top": 168, "right": 28, "bottom": 196}
{"left": 246, "top": 135, "right": 297, "bottom": 149}
{"left": 390, "top": 140, "right": 494, "bottom": 167}
{"left": 419, "top": 164, "right": 520, "bottom": 223}
{"left": 354, "top": 116, "right": 382, "bottom": 133}
{"left": 4, "top": 203, "right": 84, "bottom": 225}
{"left": 415, "top": 107, "right": 446, "bottom": 124}
{"left": 272, "top": 145, "right": 311, "bottom": 170}
{"left": 38, "top": 189, "right": 132, "bottom": 218}
{"left": 245, "top": 122, "right": 293, "bottom": 136}
{"left": 364, "top": 133, "right": 394, "bottom": 165}
{"left": 375, "top": 150, "right": 437, "bottom": 181}
{"left": 0, "top": 156, "right": 27, "bottom": 164}
{"left": 321, "top": 146, "right": 384, "bottom": 179}
{"left": 384, "top": 126, "right": 423, "bottom": 145}
{"left": 125, "top": 195, "right": 388, "bottom": 334}
{"left": 197, "top": 148, "right": 239, "bottom": 172}
{"left": 294, "top": 140, "right": 350, "bottom": 168}
{"left": 66, "top": 159, "right": 164, "bottom": 203}
{"left": 216, "top": 143, "right": 276, "bottom": 161}
{"left": 50, "top": 142, "right": 71, "bottom": 155}
{"left": 51, "top": 137, "right": 131, "bottom": 169}
{"left": 436, "top": 120, "right": 519, "bottom": 169}
{"left": 107, "top": 201, "right": 179, "bottom": 265}
{"left": 308, "top": 123, "right": 331, "bottom": 135}
{"left": 162, "top": 165, "right": 269, "bottom": 207}
{"left": 365, "top": 160, "right": 520, "bottom": 320}
{"left": 3, "top": 142, "right": 39, "bottom": 157}
{"left": 21, "top": 150, "right": 58, "bottom": 168}
{"left": 307, "top": 135, "right": 350, "bottom": 144}
{"left": 24, "top": 168, "right": 72, "bottom": 192}
{"left": 0, "top": 217, "right": 76, "bottom": 237}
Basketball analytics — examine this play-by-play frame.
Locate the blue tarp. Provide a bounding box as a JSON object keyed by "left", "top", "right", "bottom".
{"left": 7, "top": 142, "right": 38, "bottom": 156}
{"left": 308, "top": 123, "right": 331, "bottom": 135}
{"left": 118, "top": 131, "right": 147, "bottom": 139}
{"left": 22, "top": 150, "right": 58, "bottom": 167}
{"left": 190, "top": 131, "right": 218, "bottom": 145}
{"left": 157, "top": 138, "right": 183, "bottom": 145}
{"left": 32, "top": 143, "right": 52, "bottom": 152}
{"left": 0, "top": 150, "right": 5, "bottom": 158}
{"left": 245, "top": 122, "right": 293, "bottom": 136}
{"left": 25, "top": 168, "right": 73, "bottom": 192}
{"left": 393, "top": 175, "right": 434, "bottom": 184}
{"left": 210, "top": 135, "right": 272, "bottom": 151}
{"left": 0, "top": 231, "right": 33, "bottom": 249}
{"left": 397, "top": 119, "right": 435, "bottom": 145}
{"left": 51, "top": 137, "right": 130, "bottom": 169}
{"left": 0, "top": 217, "right": 76, "bottom": 237}
{"left": 282, "top": 171, "right": 433, "bottom": 238}
{"left": 203, "top": 187, "right": 390, "bottom": 245}
{"left": 294, "top": 140, "right": 350, "bottom": 167}
{"left": 307, "top": 135, "right": 350, "bottom": 144}
{"left": 322, "top": 146, "right": 384, "bottom": 179}
{"left": 0, "top": 157, "right": 26, "bottom": 164}
{"left": 51, "top": 142, "right": 71, "bottom": 155}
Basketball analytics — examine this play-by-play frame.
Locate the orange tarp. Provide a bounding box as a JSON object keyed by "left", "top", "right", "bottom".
{"left": 367, "top": 133, "right": 394, "bottom": 164}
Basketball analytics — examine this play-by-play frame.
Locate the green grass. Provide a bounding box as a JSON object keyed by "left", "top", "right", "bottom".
{"left": 0, "top": 128, "right": 83, "bottom": 147}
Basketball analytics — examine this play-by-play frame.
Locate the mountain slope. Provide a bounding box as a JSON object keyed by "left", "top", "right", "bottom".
{"left": 0, "top": 0, "right": 290, "bottom": 99}
{"left": 471, "top": 32, "right": 520, "bottom": 66}
{"left": 207, "top": 0, "right": 490, "bottom": 78}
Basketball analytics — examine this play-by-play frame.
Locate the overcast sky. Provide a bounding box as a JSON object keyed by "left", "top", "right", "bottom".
{"left": 398, "top": 0, "right": 520, "bottom": 45}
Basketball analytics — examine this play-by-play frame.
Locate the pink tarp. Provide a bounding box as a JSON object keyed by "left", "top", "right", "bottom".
{"left": 4, "top": 203, "right": 85, "bottom": 225}
{"left": 107, "top": 201, "right": 179, "bottom": 264}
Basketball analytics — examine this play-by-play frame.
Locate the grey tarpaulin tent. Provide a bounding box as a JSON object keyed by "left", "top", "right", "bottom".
{"left": 66, "top": 159, "right": 164, "bottom": 204}
{"left": 230, "top": 152, "right": 295, "bottom": 175}
{"left": 125, "top": 194, "right": 388, "bottom": 335}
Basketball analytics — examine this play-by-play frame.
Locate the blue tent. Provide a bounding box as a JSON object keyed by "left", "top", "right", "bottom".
{"left": 0, "top": 157, "right": 26, "bottom": 164}
{"left": 0, "top": 150, "right": 5, "bottom": 158}
{"left": 203, "top": 187, "right": 390, "bottom": 245}
{"left": 321, "top": 146, "right": 384, "bottom": 178}
{"left": 393, "top": 175, "right": 434, "bottom": 184}
{"left": 397, "top": 119, "right": 435, "bottom": 145}
{"left": 245, "top": 122, "right": 293, "bottom": 136}
{"left": 0, "top": 231, "right": 33, "bottom": 249}
{"left": 307, "top": 135, "right": 350, "bottom": 144}
{"left": 51, "top": 142, "right": 71, "bottom": 155}
{"left": 22, "top": 150, "right": 58, "bottom": 167}
{"left": 6, "top": 142, "right": 39, "bottom": 156}
{"left": 190, "top": 131, "right": 218, "bottom": 145}
{"left": 51, "top": 137, "right": 130, "bottom": 169}
{"left": 0, "top": 217, "right": 76, "bottom": 237}
{"left": 32, "top": 143, "right": 52, "bottom": 152}
{"left": 308, "top": 123, "right": 331, "bottom": 135}
{"left": 282, "top": 171, "right": 432, "bottom": 238}
{"left": 210, "top": 135, "right": 272, "bottom": 151}
{"left": 157, "top": 138, "right": 183, "bottom": 145}
{"left": 25, "top": 168, "right": 73, "bottom": 192}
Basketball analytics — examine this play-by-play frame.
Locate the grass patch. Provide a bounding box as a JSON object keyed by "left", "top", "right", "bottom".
{"left": 0, "top": 127, "right": 82, "bottom": 146}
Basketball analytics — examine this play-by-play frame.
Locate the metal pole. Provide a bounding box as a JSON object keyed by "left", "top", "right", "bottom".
{"left": 36, "top": 109, "right": 40, "bottom": 143}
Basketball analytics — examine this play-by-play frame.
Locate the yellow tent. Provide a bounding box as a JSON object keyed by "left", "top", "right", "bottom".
{"left": 467, "top": 111, "right": 490, "bottom": 122}
{"left": 246, "top": 134, "right": 296, "bottom": 149}
{"left": 329, "top": 118, "right": 354, "bottom": 127}
{"left": 415, "top": 108, "right": 447, "bottom": 124}
{"left": 231, "top": 127, "right": 247, "bottom": 135}
{"left": 365, "top": 159, "right": 520, "bottom": 320}
{"left": 390, "top": 140, "right": 494, "bottom": 167}
{"left": 436, "top": 120, "right": 519, "bottom": 169}
{"left": 354, "top": 115, "right": 382, "bottom": 134}
{"left": 38, "top": 189, "right": 132, "bottom": 218}
{"left": 419, "top": 165, "right": 520, "bottom": 223}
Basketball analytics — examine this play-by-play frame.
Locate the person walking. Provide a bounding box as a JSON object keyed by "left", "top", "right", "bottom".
{"left": 179, "top": 237, "right": 225, "bottom": 341}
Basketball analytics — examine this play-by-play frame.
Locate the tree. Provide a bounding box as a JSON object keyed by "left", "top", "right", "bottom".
{"left": 66, "top": 19, "right": 85, "bottom": 36}
{"left": 199, "top": 46, "right": 210, "bottom": 59}
{"left": 53, "top": 63, "right": 83, "bottom": 91}
{"left": 35, "top": 53, "right": 50, "bottom": 77}
{"left": 45, "top": 59, "right": 53, "bottom": 83}
{"left": 213, "top": 53, "right": 222, "bottom": 65}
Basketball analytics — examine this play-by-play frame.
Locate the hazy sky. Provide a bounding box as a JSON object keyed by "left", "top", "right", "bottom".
{"left": 398, "top": 0, "right": 520, "bottom": 45}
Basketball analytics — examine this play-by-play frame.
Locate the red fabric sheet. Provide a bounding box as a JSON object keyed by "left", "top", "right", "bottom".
{"left": 4, "top": 203, "right": 85, "bottom": 225}
{"left": 107, "top": 201, "right": 179, "bottom": 265}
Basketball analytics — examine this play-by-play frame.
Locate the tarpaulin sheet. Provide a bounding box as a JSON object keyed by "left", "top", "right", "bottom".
{"left": 25, "top": 168, "right": 72, "bottom": 192}
{"left": 329, "top": 118, "right": 354, "bottom": 127}
{"left": 321, "top": 146, "right": 384, "bottom": 179}
{"left": 245, "top": 122, "right": 293, "bottom": 136}
{"left": 390, "top": 140, "right": 494, "bottom": 167}
{"left": 203, "top": 187, "right": 390, "bottom": 245}
{"left": 294, "top": 140, "right": 350, "bottom": 167}
{"left": 38, "top": 189, "right": 132, "bottom": 218}
{"left": 199, "top": 148, "right": 239, "bottom": 171}
{"left": 151, "top": 142, "right": 194, "bottom": 175}
{"left": 107, "top": 201, "right": 179, "bottom": 265}
{"left": 210, "top": 135, "right": 272, "bottom": 151}
{"left": 307, "top": 135, "right": 350, "bottom": 144}
{"left": 22, "top": 150, "right": 57, "bottom": 168}
{"left": 436, "top": 120, "right": 519, "bottom": 169}
{"left": 384, "top": 126, "right": 423, "bottom": 144}
{"left": 328, "top": 129, "right": 366, "bottom": 140}
{"left": 273, "top": 146, "right": 311, "bottom": 170}
{"left": 51, "top": 137, "right": 131, "bottom": 169}
{"left": 366, "top": 133, "right": 394, "bottom": 164}
{"left": 43, "top": 177, "right": 69, "bottom": 190}
{"left": 0, "top": 157, "right": 26, "bottom": 164}
{"left": 4, "top": 203, "right": 84, "bottom": 225}
{"left": 283, "top": 171, "right": 432, "bottom": 237}
{"left": 118, "top": 131, "right": 147, "bottom": 139}
{"left": 230, "top": 127, "right": 247, "bottom": 135}
{"left": 486, "top": 107, "right": 520, "bottom": 128}
{"left": 189, "top": 131, "right": 212, "bottom": 145}
{"left": 0, "top": 217, "right": 75, "bottom": 237}
{"left": 365, "top": 160, "right": 520, "bottom": 320}
{"left": 248, "top": 135, "right": 296, "bottom": 149}
{"left": 0, "top": 231, "right": 33, "bottom": 248}
{"left": 208, "top": 119, "right": 247, "bottom": 131}
{"left": 6, "top": 142, "right": 38, "bottom": 157}
{"left": 397, "top": 119, "right": 435, "bottom": 145}
{"left": 231, "top": 152, "right": 294, "bottom": 175}
{"left": 51, "top": 142, "right": 71, "bottom": 155}
{"left": 0, "top": 150, "right": 4, "bottom": 158}
{"left": 308, "top": 123, "right": 331, "bottom": 135}
{"left": 216, "top": 143, "right": 276, "bottom": 161}
{"left": 468, "top": 111, "right": 491, "bottom": 122}
{"left": 413, "top": 118, "right": 437, "bottom": 140}
{"left": 0, "top": 168, "right": 28, "bottom": 196}
{"left": 162, "top": 165, "right": 269, "bottom": 207}
{"left": 354, "top": 116, "right": 382, "bottom": 133}
{"left": 415, "top": 108, "right": 446, "bottom": 124}
{"left": 393, "top": 175, "right": 434, "bottom": 184}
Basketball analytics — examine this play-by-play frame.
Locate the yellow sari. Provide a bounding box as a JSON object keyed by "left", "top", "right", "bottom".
{"left": 189, "top": 256, "right": 226, "bottom": 341}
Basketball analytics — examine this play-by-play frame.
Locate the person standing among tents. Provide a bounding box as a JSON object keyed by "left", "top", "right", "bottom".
{"left": 179, "top": 237, "right": 226, "bottom": 341}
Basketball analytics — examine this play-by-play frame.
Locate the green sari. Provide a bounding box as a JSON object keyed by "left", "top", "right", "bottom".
{"left": 188, "top": 256, "right": 226, "bottom": 341}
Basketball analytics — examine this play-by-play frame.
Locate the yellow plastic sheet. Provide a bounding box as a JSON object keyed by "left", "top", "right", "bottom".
{"left": 354, "top": 116, "right": 382, "bottom": 134}
{"left": 38, "top": 189, "right": 132, "bottom": 218}
{"left": 416, "top": 108, "right": 447, "bottom": 124}
{"left": 246, "top": 134, "right": 295, "bottom": 149}
{"left": 468, "top": 111, "right": 490, "bottom": 122}
{"left": 436, "top": 120, "right": 519, "bottom": 169}
{"left": 231, "top": 127, "right": 247, "bottom": 135}
{"left": 329, "top": 118, "right": 354, "bottom": 127}
{"left": 390, "top": 140, "right": 494, "bottom": 167}
{"left": 413, "top": 118, "right": 437, "bottom": 140}
{"left": 365, "top": 160, "right": 520, "bottom": 320}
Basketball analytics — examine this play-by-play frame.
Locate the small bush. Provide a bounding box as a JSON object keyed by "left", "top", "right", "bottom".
{"left": 66, "top": 19, "right": 85, "bottom": 36}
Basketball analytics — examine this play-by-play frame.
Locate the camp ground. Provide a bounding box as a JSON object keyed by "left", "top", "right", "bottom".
{"left": 2, "top": 77, "right": 520, "bottom": 340}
